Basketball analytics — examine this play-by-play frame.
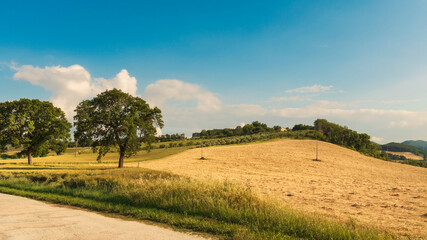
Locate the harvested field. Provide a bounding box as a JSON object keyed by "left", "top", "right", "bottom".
{"left": 138, "top": 139, "right": 427, "bottom": 237}
{"left": 386, "top": 151, "right": 424, "bottom": 160}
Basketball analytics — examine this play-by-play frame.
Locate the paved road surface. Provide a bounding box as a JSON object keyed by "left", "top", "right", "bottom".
{"left": 0, "top": 193, "right": 207, "bottom": 240}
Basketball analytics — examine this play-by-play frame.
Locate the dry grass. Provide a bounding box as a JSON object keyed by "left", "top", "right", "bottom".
{"left": 136, "top": 139, "right": 427, "bottom": 238}
{"left": 386, "top": 151, "right": 424, "bottom": 160}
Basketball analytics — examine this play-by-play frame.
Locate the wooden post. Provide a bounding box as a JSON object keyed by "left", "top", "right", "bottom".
{"left": 316, "top": 142, "right": 318, "bottom": 161}
{"left": 201, "top": 142, "right": 204, "bottom": 159}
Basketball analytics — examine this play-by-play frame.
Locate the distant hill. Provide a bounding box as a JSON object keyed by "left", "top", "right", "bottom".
{"left": 402, "top": 140, "right": 427, "bottom": 151}
{"left": 381, "top": 142, "right": 427, "bottom": 159}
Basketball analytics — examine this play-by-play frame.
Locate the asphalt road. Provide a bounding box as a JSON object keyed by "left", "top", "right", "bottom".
{"left": 0, "top": 193, "right": 207, "bottom": 240}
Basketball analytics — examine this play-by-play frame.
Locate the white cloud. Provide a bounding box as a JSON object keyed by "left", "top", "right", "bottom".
{"left": 94, "top": 69, "right": 137, "bottom": 96}
{"left": 145, "top": 79, "right": 222, "bottom": 112}
{"left": 268, "top": 95, "right": 312, "bottom": 102}
{"left": 271, "top": 106, "right": 355, "bottom": 119}
{"left": 285, "top": 85, "right": 333, "bottom": 94}
{"left": 371, "top": 136, "right": 385, "bottom": 144}
{"left": 382, "top": 99, "right": 420, "bottom": 105}
{"left": 270, "top": 100, "right": 350, "bottom": 118}
{"left": 155, "top": 127, "right": 163, "bottom": 137}
{"left": 314, "top": 100, "right": 346, "bottom": 108}
{"left": 12, "top": 64, "right": 138, "bottom": 120}
{"left": 271, "top": 103, "right": 427, "bottom": 127}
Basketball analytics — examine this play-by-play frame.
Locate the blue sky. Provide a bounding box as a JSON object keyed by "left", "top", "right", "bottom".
{"left": 1, "top": 0, "right": 426, "bottom": 143}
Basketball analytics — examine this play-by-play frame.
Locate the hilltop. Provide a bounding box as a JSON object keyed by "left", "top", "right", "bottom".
{"left": 402, "top": 140, "right": 427, "bottom": 151}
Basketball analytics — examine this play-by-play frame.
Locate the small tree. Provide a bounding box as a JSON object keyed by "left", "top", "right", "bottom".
{"left": 0, "top": 99, "right": 71, "bottom": 164}
{"left": 74, "top": 89, "right": 163, "bottom": 168}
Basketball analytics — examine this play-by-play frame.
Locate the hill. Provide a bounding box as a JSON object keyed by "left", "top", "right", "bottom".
{"left": 402, "top": 140, "right": 427, "bottom": 151}
{"left": 381, "top": 142, "right": 427, "bottom": 159}
{"left": 138, "top": 139, "right": 427, "bottom": 237}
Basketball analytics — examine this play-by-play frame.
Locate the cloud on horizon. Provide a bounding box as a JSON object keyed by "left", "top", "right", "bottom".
{"left": 12, "top": 64, "right": 138, "bottom": 119}
{"left": 268, "top": 95, "right": 313, "bottom": 102}
{"left": 145, "top": 79, "right": 222, "bottom": 112}
{"left": 371, "top": 136, "right": 385, "bottom": 144}
{"left": 382, "top": 99, "right": 421, "bottom": 105}
{"left": 285, "top": 84, "right": 334, "bottom": 94}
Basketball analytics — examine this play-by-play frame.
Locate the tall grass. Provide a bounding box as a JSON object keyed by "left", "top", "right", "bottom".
{"left": 0, "top": 169, "right": 397, "bottom": 240}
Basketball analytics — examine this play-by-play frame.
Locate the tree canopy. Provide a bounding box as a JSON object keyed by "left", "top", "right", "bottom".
{"left": 74, "top": 89, "right": 163, "bottom": 168}
{"left": 292, "top": 124, "right": 314, "bottom": 131}
{"left": 0, "top": 99, "right": 71, "bottom": 164}
{"left": 314, "top": 119, "right": 380, "bottom": 156}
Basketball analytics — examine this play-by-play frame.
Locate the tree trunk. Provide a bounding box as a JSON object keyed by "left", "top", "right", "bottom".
{"left": 28, "top": 151, "right": 33, "bottom": 165}
{"left": 118, "top": 150, "right": 125, "bottom": 168}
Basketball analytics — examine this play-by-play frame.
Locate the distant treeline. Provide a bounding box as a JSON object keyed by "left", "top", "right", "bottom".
{"left": 386, "top": 153, "right": 408, "bottom": 161}
{"left": 393, "top": 159, "right": 427, "bottom": 168}
{"left": 192, "top": 121, "right": 284, "bottom": 139}
{"left": 156, "top": 133, "right": 186, "bottom": 142}
{"left": 146, "top": 130, "right": 324, "bottom": 150}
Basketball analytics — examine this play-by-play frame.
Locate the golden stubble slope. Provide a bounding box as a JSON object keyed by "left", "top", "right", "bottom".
{"left": 139, "top": 139, "right": 427, "bottom": 237}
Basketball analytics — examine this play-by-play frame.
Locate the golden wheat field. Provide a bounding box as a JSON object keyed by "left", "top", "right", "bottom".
{"left": 136, "top": 139, "right": 427, "bottom": 237}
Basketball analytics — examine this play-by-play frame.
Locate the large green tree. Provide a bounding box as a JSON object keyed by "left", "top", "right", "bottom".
{"left": 74, "top": 89, "right": 163, "bottom": 168}
{"left": 0, "top": 99, "right": 71, "bottom": 164}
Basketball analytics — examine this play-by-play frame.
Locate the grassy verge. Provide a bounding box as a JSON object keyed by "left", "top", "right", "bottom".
{"left": 0, "top": 169, "right": 397, "bottom": 240}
